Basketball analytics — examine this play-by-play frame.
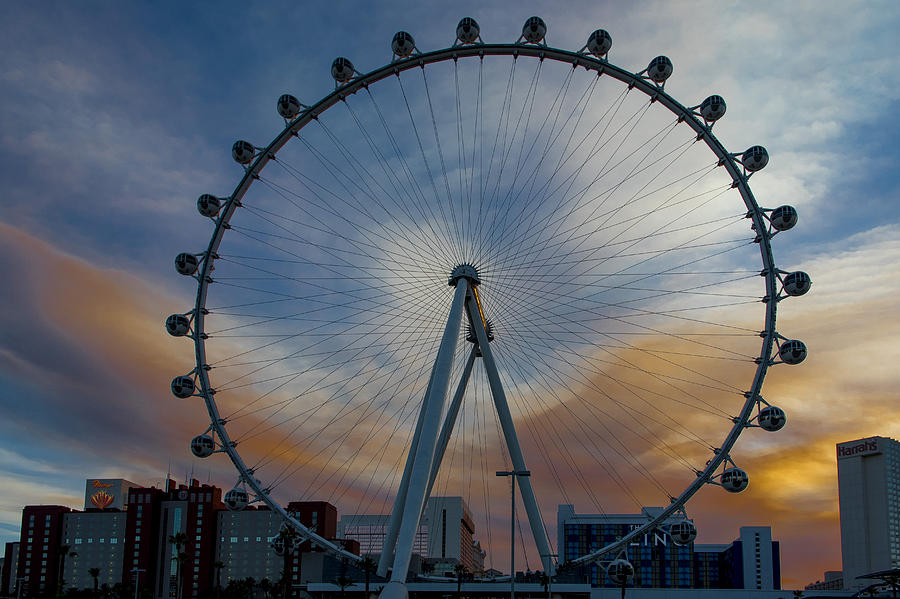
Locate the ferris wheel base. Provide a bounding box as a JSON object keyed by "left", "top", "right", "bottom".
{"left": 377, "top": 581, "right": 408, "bottom": 599}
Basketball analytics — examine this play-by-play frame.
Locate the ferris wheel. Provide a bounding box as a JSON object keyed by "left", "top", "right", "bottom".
{"left": 166, "top": 16, "right": 809, "bottom": 594}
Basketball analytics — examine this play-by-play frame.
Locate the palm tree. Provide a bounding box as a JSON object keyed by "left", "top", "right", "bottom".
{"left": 453, "top": 563, "right": 469, "bottom": 599}
{"left": 359, "top": 557, "right": 376, "bottom": 599}
{"left": 58, "top": 545, "right": 78, "bottom": 596}
{"left": 538, "top": 572, "right": 550, "bottom": 599}
{"left": 214, "top": 561, "right": 225, "bottom": 599}
{"left": 334, "top": 575, "right": 353, "bottom": 599}
{"left": 274, "top": 528, "right": 296, "bottom": 599}
{"left": 421, "top": 561, "right": 434, "bottom": 577}
{"left": 88, "top": 568, "right": 101, "bottom": 598}
{"left": 168, "top": 533, "right": 188, "bottom": 599}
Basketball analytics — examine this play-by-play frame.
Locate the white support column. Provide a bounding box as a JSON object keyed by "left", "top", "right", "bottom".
{"left": 377, "top": 369, "right": 435, "bottom": 577}
{"left": 424, "top": 345, "right": 477, "bottom": 505}
{"left": 382, "top": 278, "right": 469, "bottom": 596}
{"left": 465, "top": 292, "right": 555, "bottom": 575}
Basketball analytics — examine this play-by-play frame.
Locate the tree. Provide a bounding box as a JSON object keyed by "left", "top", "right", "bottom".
{"left": 88, "top": 568, "right": 100, "bottom": 598}
{"left": 453, "top": 563, "right": 469, "bottom": 599}
{"left": 259, "top": 579, "right": 272, "bottom": 599}
{"left": 214, "top": 561, "right": 225, "bottom": 599}
{"left": 359, "top": 557, "right": 376, "bottom": 599}
{"left": 168, "top": 533, "right": 188, "bottom": 599}
{"left": 58, "top": 545, "right": 78, "bottom": 597}
{"left": 539, "top": 571, "right": 550, "bottom": 599}
{"left": 333, "top": 576, "right": 353, "bottom": 599}
{"left": 273, "top": 528, "right": 296, "bottom": 599}
{"left": 421, "top": 561, "right": 434, "bottom": 577}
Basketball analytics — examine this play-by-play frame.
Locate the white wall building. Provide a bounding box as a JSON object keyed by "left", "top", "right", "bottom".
{"left": 338, "top": 496, "right": 478, "bottom": 571}
{"left": 837, "top": 435, "right": 900, "bottom": 590}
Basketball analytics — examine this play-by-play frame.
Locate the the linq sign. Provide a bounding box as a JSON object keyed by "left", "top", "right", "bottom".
{"left": 627, "top": 527, "right": 671, "bottom": 547}
{"left": 837, "top": 437, "right": 880, "bottom": 460}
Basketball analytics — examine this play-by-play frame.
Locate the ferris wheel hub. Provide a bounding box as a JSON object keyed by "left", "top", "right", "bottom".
{"left": 448, "top": 262, "right": 481, "bottom": 287}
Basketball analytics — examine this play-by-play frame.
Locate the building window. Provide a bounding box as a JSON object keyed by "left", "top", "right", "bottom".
{"left": 74, "top": 539, "right": 82, "bottom": 545}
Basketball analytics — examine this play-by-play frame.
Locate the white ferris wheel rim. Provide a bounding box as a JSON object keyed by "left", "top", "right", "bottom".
{"left": 173, "top": 30, "right": 800, "bottom": 568}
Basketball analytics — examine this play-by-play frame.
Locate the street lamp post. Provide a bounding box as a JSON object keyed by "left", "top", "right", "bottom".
{"left": 15, "top": 576, "right": 26, "bottom": 599}
{"left": 132, "top": 567, "right": 146, "bottom": 599}
{"left": 497, "top": 470, "right": 530, "bottom": 599}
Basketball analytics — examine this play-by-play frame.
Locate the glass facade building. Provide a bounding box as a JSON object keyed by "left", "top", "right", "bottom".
{"left": 557, "top": 505, "right": 780, "bottom": 590}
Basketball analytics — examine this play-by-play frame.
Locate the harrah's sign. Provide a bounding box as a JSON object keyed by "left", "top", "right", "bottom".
{"left": 837, "top": 437, "right": 880, "bottom": 460}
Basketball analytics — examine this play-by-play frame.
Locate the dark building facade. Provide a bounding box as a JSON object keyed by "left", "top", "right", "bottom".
{"left": 558, "top": 505, "right": 781, "bottom": 590}
{"left": 2, "top": 542, "right": 19, "bottom": 596}
{"left": 16, "top": 505, "right": 72, "bottom": 597}
{"left": 124, "top": 483, "right": 168, "bottom": 596}
{"left": 151, "top": 479, "right": 223, "bottom": 599}
{"left": 12, "top": 479, "right": 360, "bottom": 597}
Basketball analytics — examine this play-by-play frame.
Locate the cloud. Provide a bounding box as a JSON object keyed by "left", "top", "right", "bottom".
{"left": 0, "top": 222, "right": 232, "bottom": 518}
{"left": 1, "top": 1, "right": 899, "bottom": 589}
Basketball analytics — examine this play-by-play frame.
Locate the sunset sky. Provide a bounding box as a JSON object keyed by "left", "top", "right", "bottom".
{"left": 1, "top": 1, "right": 899, "bottom": 590}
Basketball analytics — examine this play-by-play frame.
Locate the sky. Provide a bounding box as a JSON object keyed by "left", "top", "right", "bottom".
{"left": 1, "top": 0, "right": 900, "bottom": 590}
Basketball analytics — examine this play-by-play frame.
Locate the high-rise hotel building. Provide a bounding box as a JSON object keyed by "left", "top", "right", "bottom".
{"left": 837, "top": 435, "right": 900, "bottom": 590}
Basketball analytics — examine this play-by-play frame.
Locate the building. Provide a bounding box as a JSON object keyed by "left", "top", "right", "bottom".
{"left": 150, "top": 479, "right": 223, "bottom": 599}
{"left": 421, "top": 497, "right": 477, "bottom": 573}
{"left": 337, "top": 496, "right": 478, "bottom": 573}
{"left": 59, "top": 479, "right": 139, "bottom": 590}
{"left": 124, "top": 484, "right": 167, "bottom": 596}
{"left": 15, "top": 505, "right": 72, "bottom": 597}
{"left": 711, "top": 527, "right": 781, "bottom": 591}
{"left": 62, "top": 511, "right": 128, "bottom": 589}
{"left": 805, "top": 570, "right": 844, "bottom": 591}
{"left": 83, "top": 479, "right": 138, "bottom": 512}
{"left": 215, "top": 507, "right": 283, "bottom": 584}
{"left": 337, "top": 515, "right": 427, "bottom": 558}
{"left": 558, "top": 506, "right": 694, "bottom": 588}
{"left": 837, "top": 435, "right": 900, "bottom": 590}
{"left": 557, "top": 505, "right": 780, "bottom": 590}
{"left": 6, "top": 477, "right": 388, "bottom": 596}
{"left": 2, "top": 542, "right": 19, "bottom": 595}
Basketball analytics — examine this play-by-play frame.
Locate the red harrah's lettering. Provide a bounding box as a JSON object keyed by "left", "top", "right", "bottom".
{"left": 837, "top": 438, "right": 878, "bottom": 458}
